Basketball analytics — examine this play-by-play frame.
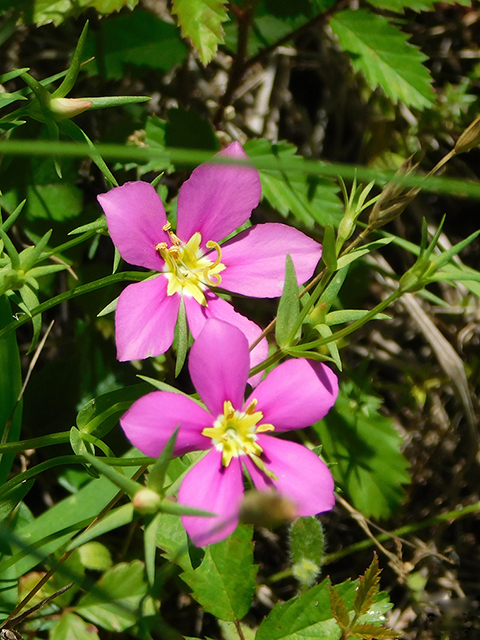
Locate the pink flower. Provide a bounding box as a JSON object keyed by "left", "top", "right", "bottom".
{"left": 121, "top": 319, "right": 338, "bottom": 546}
{"left": 98, "top": 142, "right": 322, "bottom": 372}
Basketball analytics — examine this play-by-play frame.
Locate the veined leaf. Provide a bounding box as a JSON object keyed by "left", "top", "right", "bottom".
{"left": 256, "top": 575, "right": 393, "bottom": 640}
{"left": 330, "top": 10, "right": 434, "bottom": 109}
{"left": 244, "top": 139, "right": 342, "bottom": 228}
{"left": 172, "top": 0, "right": 229, "bottom": 65}
{"left": 313, "top": 380, "right": 410, "bottom": 519}
{"left": 181, "top": 525, "right": 257, "bottom": 621}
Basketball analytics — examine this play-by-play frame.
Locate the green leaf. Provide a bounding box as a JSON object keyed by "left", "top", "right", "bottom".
{"left": 172, "top": 0, "right": 229, "bottom": 65}
{"left": 328, "top": 583, "right": 350, "bottom": 632}
{"left": 80, "top": 0, "right": 140, "bottom": 12}
{"left": 318, "top": 265, "right": 349, "bottom": 310}
{"left": 68, "top": 504, "right": 136, "bottom": 551}
{"left": 0, "top": 296, "right": 22, "bottom": 485}
{"left": 147, "top": 427, "right": 179, "bottom": 495}
{"left": 321, "top": 225, "right": 337, "bottom": 271}
{"left": 354, "top": 554, "right": 381, "bottom": 616}
{"left": 330, "top": 10, "right": 434, "bottom": 109}
{"left": 84, "top": 10, "right": 187, "bottom": 79}
{"left": 367, "top": 0, "right": 470, "bottom": 11}
{"left": 325, "top": 310, "right": 390, "bottom": 326}
{"left": 181, "top": 525, "right": 257, "bottom": 621}
{"left": 75, "top": 560, "right": 153, "bottom": 632}
{"left": 144, "top": 511, "right": 161, "bottom": 586}
{"left": 276, "top": 254, "right": 300, "bottom": 348}
{"left": 315, "top": 323, "right": 342, "bottom": 371}
{"left": 77, "top": 541, "right": 113, "bottom": 571}
{"left": 244, "top": 139, "right": 342, "bottom": 228}
{"left": 51, "top": 612, "right": 101, "bottom": 640}
{"left": 336, "top": 237, "right": 394, "bottom": 270}
{"left": 256, "top": 577, "right": 349, "bottom": 640}
{"left": 312, "top": 380, "right": 410, "bottom": 519}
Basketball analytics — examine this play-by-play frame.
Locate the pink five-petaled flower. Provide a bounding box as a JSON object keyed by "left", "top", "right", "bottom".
{"left": 97, "top": 142, "right": 322, "bottom": 375}
{"left": 121, "top": 319, "right": 338, "bottom": 546}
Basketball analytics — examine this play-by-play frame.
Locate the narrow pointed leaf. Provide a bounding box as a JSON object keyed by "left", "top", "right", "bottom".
{"left": 276, "top": 253, "right": 300, "bottom": 348}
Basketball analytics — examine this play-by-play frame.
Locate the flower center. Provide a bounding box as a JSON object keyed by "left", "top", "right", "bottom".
{"left": 155, "top": 223, "right": 225, "bottom": 305}
{"left": 202, "top": 399, "right": 277, "bottom": 479}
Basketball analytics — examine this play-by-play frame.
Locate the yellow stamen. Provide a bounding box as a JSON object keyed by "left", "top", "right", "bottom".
{"left": 202, "top": 400, "right": 277, "bottom": 479}
{"left": 155, "top": 230, "right": 226, "bottom": 305}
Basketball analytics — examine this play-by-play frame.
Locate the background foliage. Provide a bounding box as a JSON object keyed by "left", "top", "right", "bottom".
{"left": 1, "top": 0, "right": 480, "bottom": 639}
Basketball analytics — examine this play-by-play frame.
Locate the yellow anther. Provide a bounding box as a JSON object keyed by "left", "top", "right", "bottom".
{"left": 201, "top": 399, "right": 276, "bottom": 474}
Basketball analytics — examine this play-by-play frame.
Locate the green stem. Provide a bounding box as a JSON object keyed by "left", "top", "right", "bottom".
{"left": 0, "top": 455, "right": 83, "bottom": 500}
{"left": 294, "top": 289, "right": 402, "bottom": 352}
{"left": 45, "top": 230, "right": 97, "bottom": 257}
{"left": 0, "top": 431, "right": 70, "bottom": 454}
{"left": 324, "top": 501, "right": 480, "bottom": 564}
{"left": 0, "top": 271, "right": 149, "bottom": 340}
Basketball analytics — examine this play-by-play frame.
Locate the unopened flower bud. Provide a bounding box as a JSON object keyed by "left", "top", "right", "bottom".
{"left": 49, "top": 97, "right": 92, "bottom": 120}
{"left": 132, "top": 488, "right": 161, "bottom": 514}
{"left": 454, "top": 115, "right": 480, "bottom": 155}
{"left": 292, "top": 558, "right": 320, "bottom": 587}
{"left": 239, "top": 489, "right": 297, "bottom": 527}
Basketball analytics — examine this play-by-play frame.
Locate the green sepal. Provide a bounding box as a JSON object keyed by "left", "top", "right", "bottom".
{"left": 336, "top": 237, "right": 393, "bottom": 270}
{"left": 321, "top": 225, "right": 337, "bottom": 271}
{"left": 52, "top": 22, "right": 89, "bottom": 99}
{"left": 144, "top": 511, "right": 162, "bottom": 586}
{"left": 175, "top": 296, "right": 188, "bottom": 377}
{"left": 315, "top": 323, "right": 342, "bottom": 371}
{"left": 82, "top": 451, "right": 141, "bottom": 498}
{"left": 59, "top": 118, "right": 118, "bottom": 187}
{"left": 325, "top": 309, "right": 390, "bottom": 325}
{"left": 147, "top": 426, "right": 179, "bottom": 495}
{"left": 81, "top": 96, "right": 151, "bottom": 109}
{"left": 97, "top": 295, "right": 118, "bottom": 317}
{"left": 20, "top": 228, "right": 52, "bottom": 272}
{"left": 428, "top": 228, "right": 480, "bottom": 274}
{"left": 0, "top": 228, "right": 20, "bottom": 270}
{"left": 19, "top": 282, "right": 42, "bottom": 352}
{"left": 68, "top": 216, "right": 107, "bottom": 236}
{"left": 1, "top": 200, "right": 25, "bottom": 233}
{"left": 275, "top": 253, "right": 300, "bottom": 349}
{"left": 318, "top": 264, "right": 349, "bottom": 309}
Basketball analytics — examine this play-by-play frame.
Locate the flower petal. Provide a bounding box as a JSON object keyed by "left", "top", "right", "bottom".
{"left": 188, "top": 318, "right": 250, "bottom": 416}
{"left": 244, "top": 435, "right": 335, "bottom": 516}
{"left": 184, "top": 292, "right": 269, "bottom": 388}
{"left": 115, "top": 276, "right": 180, "bottom": 361}
{"left": 220, "top": 223, "right": 322, "bottom": 297}
{"left": 179, "top": 450, "right": 243, "bottom": 546}
{"left": 98, "top": 182, "right": 169, "bottom": 270}
{"left": 176, "top": 142, "right": 261, "bottom": 247}
{"left": 249, "top": 359, "right": 338, "bottom": 430}
{"left": 121, "top": 391, "right": 212, "bottom": 457}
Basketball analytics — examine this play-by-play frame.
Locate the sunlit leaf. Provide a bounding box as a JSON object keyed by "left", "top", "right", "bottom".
{"left": 330, "top": 10, "right": 434, "bottom": 109}
{"left": 313, "top": 380, "right": 410, "bottom": 519}
{"left": 172, "top": 0, "right": 229, "bottom": 65}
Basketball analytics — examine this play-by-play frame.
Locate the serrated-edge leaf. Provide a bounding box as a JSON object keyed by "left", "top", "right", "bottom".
{"left": 181, "top": 525, "right": 256, "bottom": 621}
{"left": 172, "top": 0, "right": 229, "bottom": 65}
{"left": 328, "top": 583, "right": 350, "bottom": 630}
{"left": 350, "top": 622, "right": 399, "bottom": 638}
{"left": 354, "top": 554, "right": 380, "bottom": 615}
{"left": 330, "top": 10, "right": 434, "bottom": 109}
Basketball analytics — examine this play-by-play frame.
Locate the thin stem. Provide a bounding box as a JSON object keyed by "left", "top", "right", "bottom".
{"left": 324, "top": 500, "right": 480, "bottom": 565}
{"left": 234, "top": 619, "right": 246, "bottom": 640}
